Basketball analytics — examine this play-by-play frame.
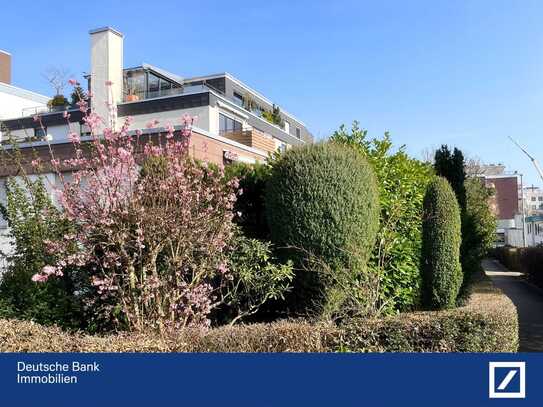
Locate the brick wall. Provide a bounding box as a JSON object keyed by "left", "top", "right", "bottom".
{"left": 0, "top": 129, "right": 266, "bottom": 177}
{"left": 485, "top": 176, "right": 519, "bottom": 220}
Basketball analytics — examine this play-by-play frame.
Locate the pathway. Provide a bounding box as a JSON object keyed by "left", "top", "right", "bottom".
{"left": 484, "top": 258, "right": 543, "bottom": 352}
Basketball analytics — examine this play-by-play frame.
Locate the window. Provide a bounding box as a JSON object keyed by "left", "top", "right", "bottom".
{"left": 159, "top": 78, "right": 172, "bottom": 96}
{"left": 219, "top": 113, "right": 242, "bottom": 135}
{"left": 147, "top": 73, "right": 160, "bottom": 98}
{"left": 80, "top": 123, "right": 91, "bottom": 137}
{"left": 295, "top": 127, "right": 301, "bottom": 139}
{"left": 284, "top": 121, "right": 290, "bottom": 134}
{"left": 34, "top": 127, "right": 47, "bottom": 140}
{"left": 539, "top": 196, "right": 543, "bottom": 201}
{"left": 233, "top": 92, "right": 244, "bottom": 107}
{"left": 531, "top": 197, "right": 536, "bottom": 201}
{"left": 278, "top": 142, "right": 287, "bottom": 153}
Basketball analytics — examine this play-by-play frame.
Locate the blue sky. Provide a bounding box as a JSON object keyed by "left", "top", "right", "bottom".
{"left": 2, "top": 0, "right": 543, "bottom": 185}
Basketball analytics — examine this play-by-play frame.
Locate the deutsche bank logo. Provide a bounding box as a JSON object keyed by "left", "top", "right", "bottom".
{"left": 489, "top": 362, "right": 526, "bottom": 399}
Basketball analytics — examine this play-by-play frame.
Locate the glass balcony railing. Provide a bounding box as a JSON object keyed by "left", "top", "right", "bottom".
{"left": 122, "top": 84, "right": 209, "bottom": 102}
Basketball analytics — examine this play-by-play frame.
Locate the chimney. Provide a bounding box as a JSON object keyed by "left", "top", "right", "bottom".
{"left": 0, "top": 50, "right": 11, "bottom": 84}
{"left": 89, "top": 27, "right": 123, "bottom": 128}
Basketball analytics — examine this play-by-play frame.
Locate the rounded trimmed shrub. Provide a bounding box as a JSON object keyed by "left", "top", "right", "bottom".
{"left": 265, "top": 142, "right": 380, "bottom": 311}
{"left": 421, "top": 177, "right": 462, "bottom": 310}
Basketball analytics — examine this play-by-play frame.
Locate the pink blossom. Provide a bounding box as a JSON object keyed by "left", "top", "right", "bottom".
{"left": 68, "top": 132, "right": 80, "bottom": 144}
{"left": 68, "top": 79, "right": 78, "bottom": 85}
{"left": 31, "top": 274, "right": 48, "bottom": 283}
{"left": 105, "top": 80, "right": 113, "bottom": 86}
{"left": 42, "top": 265, "right": 57, "bottom": 275}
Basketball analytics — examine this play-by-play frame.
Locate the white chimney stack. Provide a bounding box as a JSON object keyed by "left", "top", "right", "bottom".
{"left": 89, "top": 27, "right": 123, "bottom": 128}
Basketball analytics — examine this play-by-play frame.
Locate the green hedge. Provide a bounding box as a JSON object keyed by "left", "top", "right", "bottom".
{"left": 265, "top": 142, "right": 380, "bottom": 312}
{"left": 0, "top": 276, "right": 517, "bottom": 352}
{"left": 421, "top": 177, "right": 463, "bottom": 310}
{"left": 492, "top": 245, "right": 543, "bottom": 290}
{"left": 336, "top": 276, "right": 517, "bottom": 352}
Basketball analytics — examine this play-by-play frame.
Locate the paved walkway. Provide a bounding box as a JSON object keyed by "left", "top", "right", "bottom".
{"left": 483, "top": 258, "right": 543, "bottom": 352}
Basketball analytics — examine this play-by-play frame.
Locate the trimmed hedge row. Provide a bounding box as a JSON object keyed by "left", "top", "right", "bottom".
{"left": 492, "top": 245, "right": 543, "bottom": 290}
{"left": 338, "top": 276, "right": 517, "bottom": 352}
{"left": 0, "top": 276, "right": 517, "bottom": 352}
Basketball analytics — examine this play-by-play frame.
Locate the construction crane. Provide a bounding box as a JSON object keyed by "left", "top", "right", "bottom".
{"left": 509, "top": 136, "right": 543, "bottom": 184}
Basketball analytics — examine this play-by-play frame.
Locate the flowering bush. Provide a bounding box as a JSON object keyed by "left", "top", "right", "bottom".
{"left": 0, "top": 176, "right": 84, "bottom": 329}
{"left": 30, "top": 84, "right": 239, "bottom": 332}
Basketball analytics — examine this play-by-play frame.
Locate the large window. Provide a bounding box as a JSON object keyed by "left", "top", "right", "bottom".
{"left": 219, "top": 113, "right": 242, "bottom": 135}
{"left": 124, "top": 70, "right": 179, "bottom": 101}
{"left": 296, "top": 127, "right": 301, "bottom": 139}
{"left": 233, "top": 92, "right": 244, "bottom": 107}
{"left": 148, "top": 73, "right": 160, "bottom": 98}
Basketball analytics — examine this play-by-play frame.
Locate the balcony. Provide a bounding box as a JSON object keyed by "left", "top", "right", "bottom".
{"left": 221, "top": 128, "right": 276, "bottom": 153}
{"left": 122, "top": 84, "right": 209, "bottom": 103}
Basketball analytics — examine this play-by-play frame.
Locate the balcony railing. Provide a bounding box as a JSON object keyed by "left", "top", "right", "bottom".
{"left": 20, "top": 104, "right": 79, "bottom": 118}
{"left": 123, "top": 84, "right": 208, "bottom": 103}
{"left": 221, "top": 129, "right": 276, "bottom": 153}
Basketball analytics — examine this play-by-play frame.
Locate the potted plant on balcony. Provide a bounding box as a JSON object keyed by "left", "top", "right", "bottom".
{"left": 47, "top": 94, "right": 69, "bottom": 112}
{"left": 125, "top": 80, "right": 140, "bottom": 102}
{"left": 261, "top": 104, "right": 284, "bottom": 128}
{"left": 243, "top": 93, "right": 257, "bottom": 112}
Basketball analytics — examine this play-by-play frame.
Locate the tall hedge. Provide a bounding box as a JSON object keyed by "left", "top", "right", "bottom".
{"left": 421, "top": 177, "right": 462, "bottom": 310}
{"left": 265, "top": 142, "right": 380, "bottom": 311}
{"left": 331, "top": 123, "right": 434, "bottom": 312}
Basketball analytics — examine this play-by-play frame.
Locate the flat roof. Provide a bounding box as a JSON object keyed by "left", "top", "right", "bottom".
{"left": 0, "top": 82, "right": 49, "bottom": 104}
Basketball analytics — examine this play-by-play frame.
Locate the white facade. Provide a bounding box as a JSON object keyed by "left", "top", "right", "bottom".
{"left": 523, "top": 186, "right": 543, "bottom": 215}
{"left": 0, "top": 82, "right": 48, "bottom": 121}
{"left": 90, "top": 27, "right": 124, "bottom": 129}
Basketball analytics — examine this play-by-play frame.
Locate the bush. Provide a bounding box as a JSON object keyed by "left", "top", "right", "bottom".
{"left": 492, "top": 246, "right": 543, "bottom": 290}
{"left": 265, "top": 142, "right": 380, "bottom": 313}
{"left": 0, "top": 275, "right": 517, "bottom": 352}
{"left": 520, "top": 247, "right": 543, "bottom": 288}
{"left": 25, "top": 110, "right": 239, "bottom": 332}
{"left": 461, "top": 178, "right": 497, "bottom": 292}
{"left": 331, "top": 123, "right": 434, "bottom": 312}
{"left": 421, "top": 177, "right": 462, "bottom": 310}
{"left": 0, "top": 177, "right": 84, "bottom": 329}
{"left": 217, "top": 231, "right": 294, "bottom": 325}
{"left": 224, "top": 162, "right": 271, "bottom": 240}
{"left": 335, "top": 276, "right": 518, "bottom": 352}
{"left": 491, "top": 246, "right": 523, "bottom": 272}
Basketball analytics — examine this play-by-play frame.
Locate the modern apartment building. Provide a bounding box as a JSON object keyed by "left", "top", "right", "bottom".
{"left": 0, "top": 27, "right": 313, "bottom": 257}
{"left": 0, "top": 27, "right": 312, "bottom": 166}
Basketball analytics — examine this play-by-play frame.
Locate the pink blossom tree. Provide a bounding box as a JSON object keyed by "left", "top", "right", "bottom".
{"left": 31, "top": 82, "right": 239, "bottom": 332}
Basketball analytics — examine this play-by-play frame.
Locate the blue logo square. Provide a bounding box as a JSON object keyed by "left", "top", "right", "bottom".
{"left": 493, "top": 367, "right": 521, "bottom": 393}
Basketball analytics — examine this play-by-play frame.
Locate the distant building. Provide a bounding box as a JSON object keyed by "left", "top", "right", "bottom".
{"left": 525, "top": 215, "right": 543, "bottom": 247}
{"left": 477, "top": 164, "right": 524, "bottom": 246}
{"left": 523, "top": 185, "right": 543, "bottom": 215}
